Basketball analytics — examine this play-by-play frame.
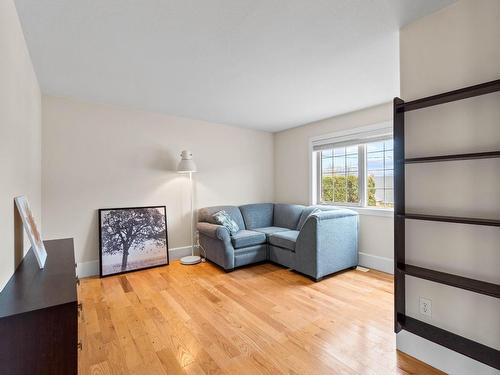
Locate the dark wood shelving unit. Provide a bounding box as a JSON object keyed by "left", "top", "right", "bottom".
{"left": 405, "top": 150, "right": 500, "bottom": 164}
{"left": 398, "top": 264, "right": 500, "bottom": 299}
{"left": 397, "top": 314, "right": 500, "bottom": 370}
{"left": 401, "top": 213, "right": 500, "bottom": 227}
{"left": 393, "top": 78, "right": 500, "bottom": 370}
{"left": 401, "top": 78, "right": 500, "bottom": 111}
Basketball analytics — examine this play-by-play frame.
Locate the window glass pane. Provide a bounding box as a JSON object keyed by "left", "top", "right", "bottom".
{"left": 320, "top": 147, "right": 359, "bottom": 204}
{"left": 367, "top": 151, "right": 384, "bottom": 170}
{"left": 374, "top": 186, "right": 385, "bottom": 204}
{"left": 321, "top": 176, "right": 334, "bottom": 202}
{"left": 347, "top": 172, "right": 359, "bottom": 203}
{"left": 322, "top": 149, "right": 333, "bottom": 158}
{"left": 334, "top": 148, "right": 345, "bottom": 156}
{"left": 384, "top": 189, "right": 394, "bottom": 206}
{"left": 385, "top": 171, "right": 394, "bottom": 188}
{"left": 333, "top": 177, "right": 347, "bottom": 202}
{"left": 366, "top": 138, "right": 394, "bottom": 208}
{"left": 322, "top": 157, "right": 332, "bottom": 173}
{"left": 333, "top": 156, "right": 346, "bottom": 173}
{"left": 346, "top": 154, "right": 358, "bottom": 171}
{"left": 346, "top": 145, "right": 358, "bottom": 155}
{"left": 367, "top": 141, "right": 384, "bottom": 153}
{"left": 384, "top": 150, "right": 394, "bottom": 169}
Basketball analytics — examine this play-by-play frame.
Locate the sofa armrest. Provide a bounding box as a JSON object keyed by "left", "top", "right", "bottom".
{"left": 295, "top": 209, "right": 358, "bottom": 279}
{"left": 197, "top": 222, "right": 230, "bottom": 241}
{"left": 314, "top": 209, "right": 358, "bottom": 221}
{"left": 197, "top": 222, "right": 235, "bottom": 270}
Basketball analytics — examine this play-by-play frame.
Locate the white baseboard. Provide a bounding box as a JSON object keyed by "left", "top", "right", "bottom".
{"left": 397, "top": 330, "right": 498, "bottom": 375}
{"left": 358, "top": 252, "right": 393, "bottom": 274}
{"left": 76, "top": 245, "right": 195, "bottom": 278}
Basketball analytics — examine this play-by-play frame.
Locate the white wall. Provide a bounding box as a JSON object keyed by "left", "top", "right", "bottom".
{"left": 42, "top": 96, "right": 274, "bottom": 276}
{"left": 274, "top": 103, "right": 394, "bottom": 273}
{"left": 0, "top": 0, "right": 42, "bottom": 291}
{"left": 398, "top": 0, "right": 500, "bottom": 373}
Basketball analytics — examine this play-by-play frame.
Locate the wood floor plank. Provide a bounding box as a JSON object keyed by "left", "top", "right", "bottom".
{"left": 78, "top": 261, "right": 444, "bottom": 375}
{"left": 90, "top": 361, "right": 112, "bottom": 375}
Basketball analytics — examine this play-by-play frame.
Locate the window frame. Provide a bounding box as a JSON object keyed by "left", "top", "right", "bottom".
{"left": 309, "top": 122, "right": 394, "bottom": 215}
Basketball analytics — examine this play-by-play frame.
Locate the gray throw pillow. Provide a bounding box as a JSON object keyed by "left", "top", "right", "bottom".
{"left": 212, "top": 210, "right": 240, "bottom": 235}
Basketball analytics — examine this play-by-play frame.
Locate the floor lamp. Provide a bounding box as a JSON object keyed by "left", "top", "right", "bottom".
{"left": 177, "top": 150, "right": 201, "bottom": 265}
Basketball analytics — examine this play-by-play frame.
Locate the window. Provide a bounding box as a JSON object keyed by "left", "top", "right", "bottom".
{"left": 320, "top": 146, "right": 360, "bottom": 205}
{"left": 366, "top": 139, "right": 393, "bottom": 208}
{"left": 312, "top": 124, "right": 393, "bottom": 209}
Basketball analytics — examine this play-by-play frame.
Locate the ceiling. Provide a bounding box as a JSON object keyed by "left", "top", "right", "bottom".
{"left": 15, "top": 0, "right": 455, "bottom": 132}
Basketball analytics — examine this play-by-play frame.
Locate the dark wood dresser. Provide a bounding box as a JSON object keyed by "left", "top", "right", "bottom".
{"left": 0, "top": 238, "right": 78, "bottom": 375}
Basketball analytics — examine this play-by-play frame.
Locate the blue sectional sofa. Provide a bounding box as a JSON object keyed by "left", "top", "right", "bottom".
{"left": 197, "top": 203, "right": 359, "bottom": 281}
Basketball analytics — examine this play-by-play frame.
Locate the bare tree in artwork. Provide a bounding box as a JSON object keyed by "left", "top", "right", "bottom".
{"left": 101, "top": 208, "right": 167, "bottom": 271}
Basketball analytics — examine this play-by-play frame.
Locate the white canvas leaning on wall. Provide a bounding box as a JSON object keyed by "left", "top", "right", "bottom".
{"left": 14, "top": 196, "right": 47, "bottom": 268}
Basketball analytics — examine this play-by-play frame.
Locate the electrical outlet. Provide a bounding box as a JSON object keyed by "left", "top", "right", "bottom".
{"left": 419, "top": 297, "right": 432, "bottom": 317}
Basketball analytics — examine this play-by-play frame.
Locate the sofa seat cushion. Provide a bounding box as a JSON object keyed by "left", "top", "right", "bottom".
{"left": 268, "top": 230, "right": 300, "bottom": 251}
{"left": 231, "top": 230, "right": 267, "bottom": 249}
{"left": 252, "top": 226, "right": 289, "bottom": 238}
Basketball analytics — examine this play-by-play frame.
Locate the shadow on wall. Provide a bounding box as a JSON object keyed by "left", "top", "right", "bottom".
{"left": 148, "top": 146, "right": 180, "bottom": 173}
{"left": 83, "top": 211, "right": 99, "bottom": 267}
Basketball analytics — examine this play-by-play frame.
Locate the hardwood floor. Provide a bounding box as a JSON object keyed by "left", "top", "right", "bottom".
{"left": 78, "top": 261, "right": 444, "bottom": 375}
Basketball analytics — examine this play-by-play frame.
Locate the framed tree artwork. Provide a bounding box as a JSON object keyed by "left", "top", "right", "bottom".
{"left": 98, "top": 206, "right": 169, "bottom": 277}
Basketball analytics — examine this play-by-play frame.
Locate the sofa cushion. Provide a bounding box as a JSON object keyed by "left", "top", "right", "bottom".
{"left": 253, "top": 226, "right": 289, "bottom": 239}
{"left": 297, "top": 207, "right": 322, "bottom": 230}
{"left": 239, "top": 203, "right": 274, "bottom": 229}
{"left": 231, "top": 230, "right": 267, "bottom": 249}
{"left": 273, "top": 204, "right": 305, "bottom": 229}
{"left": 212, "top": 210, "right": 240, "bottom": 234}
{"left": 269, "top": 230, "right": 300, "bottom": 251}
{"left": 198, "top": 205, "right": 246, "bottom": 230}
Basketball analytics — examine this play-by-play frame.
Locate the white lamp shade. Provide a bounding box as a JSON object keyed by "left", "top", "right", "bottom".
{"left": 177, "top": 150, "right": 197, "bottom": 173}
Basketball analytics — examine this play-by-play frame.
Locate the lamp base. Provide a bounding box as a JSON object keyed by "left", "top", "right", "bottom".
{"left": 180, "top": 255, "right": 201, "bottom": 265}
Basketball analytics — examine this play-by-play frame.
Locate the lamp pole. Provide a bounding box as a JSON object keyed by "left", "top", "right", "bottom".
{"left": 178, "top": 150, "right": 201, "bottom": 265}
{"left": 189, "top": 171, "right": 194, "bottom": 256}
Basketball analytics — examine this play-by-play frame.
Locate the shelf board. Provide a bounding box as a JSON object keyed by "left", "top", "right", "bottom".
{"left": 401, "top": 78, "right": 500, "bottom": 112}
{"left": 405, "top": 151, "right": 500, "bottom": 164}
{"left": 402, "top": 213, "right": 500, "bottom": 227}
{"left": 397, "top": 264, "right": 500, "bottom": 299}
{"left": 397, "top": 314, "right": 500, "bottom": 370}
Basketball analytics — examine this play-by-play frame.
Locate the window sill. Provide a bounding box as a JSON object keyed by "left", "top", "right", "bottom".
{"left": 319, "top": 205, "right": 394, "bottom": 218}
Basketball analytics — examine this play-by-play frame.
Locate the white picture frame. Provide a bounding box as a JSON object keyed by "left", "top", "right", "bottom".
{"left": 14, "top": 196, "right": 47, "bottom": 269}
